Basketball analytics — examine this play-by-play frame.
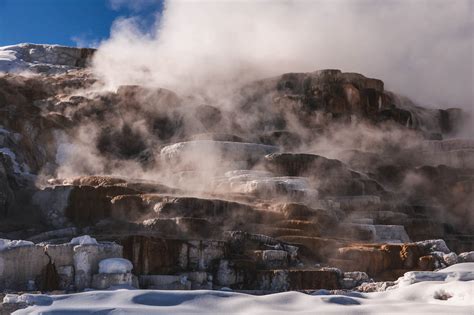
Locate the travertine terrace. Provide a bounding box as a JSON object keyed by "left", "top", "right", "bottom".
{"left": 0, "top": 44, "right": 473, "bottom": 306}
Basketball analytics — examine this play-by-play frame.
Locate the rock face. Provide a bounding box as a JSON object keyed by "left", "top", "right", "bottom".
{"left": 0, "top": 239, "right": 122, "bottom": 291}
{"left": 331, "top": 243, "right": 429, "bottom": 280}
{"left": 0, "top": 45, "right": 472, "bottom": 293}
{"left": 121, "top": 236, "right": 226, "bottom": 275}
{"left": 238, "top": 69, "right": 459, "bottom": 137}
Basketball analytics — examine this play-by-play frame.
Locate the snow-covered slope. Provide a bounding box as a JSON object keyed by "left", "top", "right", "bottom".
{"left": 13, "top": 263, "right": 474, "bottom": 314}
{"left": 0, "top": 43, "right": 94, "bottom": 74}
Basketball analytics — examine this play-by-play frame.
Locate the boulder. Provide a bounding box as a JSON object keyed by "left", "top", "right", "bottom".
{"left": 415, "top": 239, "right": 451, "bottom": 254}
{"left": 442, "top": 252, "right": 458, "bottom": 266}
{"left": 70, "top": 235, "right": 98, "bottom": 246}
{"left": 458, "top": 251, "right": 474, "bottom": 263}
{"left": 98, "top": 258, "right": 133, "bottom": 274}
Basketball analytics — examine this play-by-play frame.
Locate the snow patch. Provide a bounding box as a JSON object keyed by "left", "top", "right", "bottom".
{"left": 14, "top": 278, "right": 474, "bottom": 314}
{"left": 440, "top": 262, "right": 474, "bottom": 273}
{"left": 458, "top": 251, "right": 474, "bottom": 263}
{"left": 70, "top": 235, "right": 98, "bottom": 246}
{"left": 415, "top": 239, "right": 451, "bottom": 254}
{"left": 0, "top": 43, "right": 92, "bottom": 74}
{"left": 0, "top": 239, "right": 34, "bottom": 251}
{"left": 99, "top": 258, "right": 133, "bottom": 274}
{"left": 11, "top": 264, "right": 474, "bottom": 314}
{"left": 2, "top": 293, "right": 52, "bottom": 306}
{"left": 3, "top": 294, "right": 20, "bottom": 303}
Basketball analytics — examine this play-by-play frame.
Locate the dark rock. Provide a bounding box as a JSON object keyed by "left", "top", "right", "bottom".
{"left": 264, "top": 153, "right": 348, "bottom": 178}
{"left": 121, "top": 235, "right": 226, "bottom": 275}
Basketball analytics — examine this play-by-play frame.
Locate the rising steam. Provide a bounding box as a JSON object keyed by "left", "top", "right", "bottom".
{"left": 93, "top": 0, "right": 473, "bottom": 111}
{"left": 35, "top": 0, "right": 473, "bottom": 233}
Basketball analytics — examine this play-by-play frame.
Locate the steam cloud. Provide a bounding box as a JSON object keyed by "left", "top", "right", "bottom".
{"left": 42, "top": 0, "right": 473, "bottom": 232}
{"left": 94, "top": 0, "right": 473, "bottom": 111}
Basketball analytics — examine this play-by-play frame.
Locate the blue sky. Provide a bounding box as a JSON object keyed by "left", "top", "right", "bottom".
{"left": 0, "top": 0, "right": 163, "bottom": 47}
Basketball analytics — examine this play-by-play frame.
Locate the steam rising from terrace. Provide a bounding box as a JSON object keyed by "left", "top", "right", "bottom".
{"left": 93, "top": 0, "right": 473, "bottom": 111}
{"left": 1, "top": 1, "right": 474, "bottom": 302}
{"left": 0, "top": 1, "right": 472, "bottom": 245}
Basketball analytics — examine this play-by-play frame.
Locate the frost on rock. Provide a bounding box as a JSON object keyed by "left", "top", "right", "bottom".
{"left": 17, "top": 294, "right": 53, "bottom": 305}
{"left": 0, "top": 239, "right": 34, "bottom": 251}
{"left": 2, "top": 294, "right": 20, "bottom": 303}
{"left": 395, "top": 263, "right": 474, "bottom": 287}
{"left": 458, "top": 251, "right": 474, "bottom": 263}
{"left": 2, "top": 293, "right": 52, "bottom": 306}
{"left": 415, "top": 239, "right": 451, "bottom": 254}
{"left": 70, "top": 235, "right": 98, "bottom": 246}
{"left": 0, "top": 43, "right": 94, "bottom": 74}
{"left": 98, "top": 258, "right": 133, "bottom": 274}
{"left": 442, "top": 252, "right": 458, "bottom": 266}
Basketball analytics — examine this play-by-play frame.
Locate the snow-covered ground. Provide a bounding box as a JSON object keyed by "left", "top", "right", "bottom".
{"left": 12, "top": 263, "right": 474, "bottom": 315}
{"left": 0, "top": 43, "right": 90, "bottom": 73}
